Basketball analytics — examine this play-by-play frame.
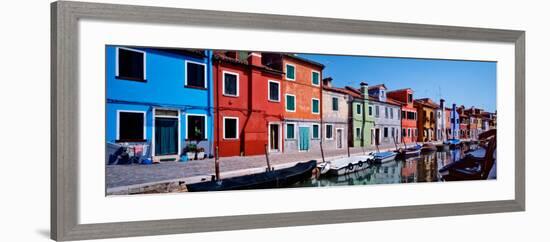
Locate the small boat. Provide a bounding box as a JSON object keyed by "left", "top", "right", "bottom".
{"left": 444, "top": 139, "right": 462, "bottom": 149}
{"left": 371, "top": 151, "right": 397, "bottom": 163}
{"left": 322, "top": 155, "right": 375, "bottom": 176}
{"left": 186, "top": 160, "right": 317, "bottom": 192}
{"left": 396, "top": 144, "right": 421, "bottom": 159}
{"left": 439, "top": 129, "right": 496, "bottom": 181}
{"left": 421, "top": 143, "right": 437, "bottom": 152}
{"left": 436, "top": 143, "right": 449, "bottom": 151}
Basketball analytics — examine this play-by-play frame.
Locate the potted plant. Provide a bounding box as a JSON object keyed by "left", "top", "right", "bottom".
{"left": 196, "top": 147, "right": 205, "bottom": 160}
{"left": 185, "top": 144, "right": 197, "bottom": 160}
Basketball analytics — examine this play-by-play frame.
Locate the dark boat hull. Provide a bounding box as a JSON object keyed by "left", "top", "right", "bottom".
{"left": 186, "top": 160, "right": 317, "bottom": 192}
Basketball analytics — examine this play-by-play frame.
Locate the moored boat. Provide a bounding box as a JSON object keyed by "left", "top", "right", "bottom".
{"left": 439, "top": 129, "right": 496, "bottom": 181}
{"left": 371, "top": 151, "right": 397, "bottom": 163}
{"left": 421, "top": 143, "right": 437, "bottom": 152}
{"left": 436, "top": 143, "right": 449, "bottom": 151}
{"left": 396, "top": 144, "right": 421, "bottom": 159}
{"left": 444, "top": 138, "right": 462, "bottom": 149}
{"left": 322, "top": 155, "right": 375, "bottom": 176}
{"left": 186, "top": 160, "right": 317, "bottom": 192}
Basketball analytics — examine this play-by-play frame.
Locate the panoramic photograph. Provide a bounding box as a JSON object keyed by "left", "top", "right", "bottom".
{"left": 105, "top": 46, "right": 497, "bottom": 195}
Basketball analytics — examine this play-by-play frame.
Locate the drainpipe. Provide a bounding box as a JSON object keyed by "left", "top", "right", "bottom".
{"left": 207, "top": 50, "right": 214, "bottom": 157}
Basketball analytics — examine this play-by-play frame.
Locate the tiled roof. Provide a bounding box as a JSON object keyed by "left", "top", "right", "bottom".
{"left": 284, "top": 54, "right": 325, "bottom": 69}
{"left": 414, "top": 98, "right": 439, "bottom": 109}
{"left": 213, "top": 53, "right": 284, "bottom": 74}
{"left": 368, "top": 84, "right": 387, "bottom": 90}
{"left": 323, "top": 86, "right": 351, "bottom": 95}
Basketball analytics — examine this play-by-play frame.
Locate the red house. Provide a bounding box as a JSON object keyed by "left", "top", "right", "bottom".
{"left": 213, "top": 51, "right": 285, "bottom": 157}
{"left": 387, "top": 88, "right": 418, "bottom": 144}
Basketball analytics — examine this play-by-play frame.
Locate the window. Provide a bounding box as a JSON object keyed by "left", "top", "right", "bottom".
{"left": 355, "top": 127, "right": 361, "bottom": 140}
{"left": 222, "top": 71, "right": 239, "bottom": 96}
{"left": 285, "top": 94, "right": 296, "bottom": 112}
{"left": 223, "top": 117, "right": 238, "bottom": 139}
{"left": 368, "top": 106, "right": 373, "bottom": 116}
{"left": 285, "top": 64, "right": 295, "bottom": 80}
{"left": 268, "top": 80, "right": 280, "bottom": 102}
{"left": 185, "top": 61, "right": 206, "bottom": 88}
{"left": 312, "top": 124, "right": 320, "bottom": 139}
{"left": 187, "top": 115, "right": 206, "bottom": 140}
{"left": 116, "top": 48, "right": 145, "bottom": 81}
{"left": 408, "top": 93, "right": 413, "bottom": 103}
{"left": 390, "top": 108, "right": 394, "bottom": 119}
{"left": 325, "top": 124, "right": 333, "bottom": 140}
{"left": 402, "top": 129, "right": 406, "bottom": 137}
{"left": 384, "top": 127, "right": 388, "bottom": 138}
{"left": 408, "top": 128, "right": 411, "bottom": 137}
{"left": 312, "top": 98, "right": 320, "bottom": 114}
{"left": 356, "top": 104, "right": 362, "bottom": 115}
{"left": 391, "top": 127, "right": 395, "bottom": 137}
{"left": 332, "top": 97, "right": 339, "bottom": 111}
{"left": 375, "top": 106, "right": 380, "bottom": 117}
{"left": 385, "top": 107, "right": 389, "bottom": 118}
{"left": 286, "top": 123, "right": 295, "bottom": 139}
{"left": 311, "top": 71, "right": 320, "bottom": 86}
{"left": 117, "top": 111, "right": 145, "bottom": 142}
{"left": 402, "top": 111, "right": 405, "bottom": 120}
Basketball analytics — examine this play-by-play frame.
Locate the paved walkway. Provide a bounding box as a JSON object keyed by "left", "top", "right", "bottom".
{"left": 107, "top": 144, "right": 404, "bottom": 191}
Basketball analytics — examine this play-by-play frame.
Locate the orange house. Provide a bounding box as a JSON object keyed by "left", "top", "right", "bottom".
{"left": 387, "top": 88, "right": 418, "bottom": 144}
{"left": 262, "top": 54, "right": 325, "bottom": 153}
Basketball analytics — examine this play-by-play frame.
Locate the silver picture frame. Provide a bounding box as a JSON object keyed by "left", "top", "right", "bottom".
{"left": 51, "top": 1, "right": 525, "bottom": 240}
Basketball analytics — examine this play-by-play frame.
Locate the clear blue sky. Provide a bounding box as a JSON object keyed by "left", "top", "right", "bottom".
{"left": 298, "top": 54, "right": 497, "bottom": 112}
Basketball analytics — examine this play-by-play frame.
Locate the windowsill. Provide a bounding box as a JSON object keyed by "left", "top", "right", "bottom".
{"left": 185, "top": 139, "right": 208, "bottom": 141}
{"left": 116, "top": 139, "right": 147, "bottom": 143}
{"left": 222, "top": 94, "right": 239, "bottom": 98}
{"left": 285, "top": 78, "right": 296, "bottom": 81}
{"left": 185, "top": 85, "right": 208, "bottom": 90}
{"left": 223, "top": 138, "right": 239, "bottom": 140}
{"left": 268, "top": 99, "right": 281, "bottom": 103}
{"left": 286, "top": 110, "right": 296, "bottom": 112}
{"left": 116, "top": 76, "right": 147, "bottom": 82}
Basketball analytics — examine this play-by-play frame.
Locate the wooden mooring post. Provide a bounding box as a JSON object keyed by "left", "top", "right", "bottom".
{"left": 215, "top": 146, "right": 220, "bottom": 180}
{"left": 320, "top": 142, "right": 326, "bottom": 163}
{"left": 264, "top": 144, "right": 272, "bottom": 171}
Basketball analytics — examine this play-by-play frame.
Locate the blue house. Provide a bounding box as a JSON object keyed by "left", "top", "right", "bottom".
{"left": 106, "top": 46, "right": 214, "bottom": 162}
{"left": 450, "top": 103, "right": 460, "bottom": 139}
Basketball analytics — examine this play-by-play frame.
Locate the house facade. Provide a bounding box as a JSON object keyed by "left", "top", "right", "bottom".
{"left": 262, "top": 53, "right": 325, "bottom": 153}
{"left": 212, "top": 51, "right": 286, "bottom": 157}
{"left": 106, "top": 46, "right": 214, "bottom": 162}
{"left": 449, "top": 104, "right": 460, "bottom": 139}
{"left": 437, "top": 99, "right": 447, "bottom": 141}
{"left": 322, "top": 78, "right": 349, "bottom": 150}
{"left": 387, "top": 88, "right": 418, "bottom": 144}
{"left": 344, "top": 84, "right": 373, "bottom": 148}
{"left": 368, "top": 84, "right": 402, "bottom": 146}
{"left": 414, "top": 98, "right": 439, "bottom": 142}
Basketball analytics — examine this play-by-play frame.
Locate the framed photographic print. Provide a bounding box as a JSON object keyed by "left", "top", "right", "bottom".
{"left": 51, "top": 1, "right": 525, "bottom": 241}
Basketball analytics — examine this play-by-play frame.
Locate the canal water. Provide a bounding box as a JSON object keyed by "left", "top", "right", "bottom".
{"left": 292, "top": 147, "right": 477, "bottom": 188}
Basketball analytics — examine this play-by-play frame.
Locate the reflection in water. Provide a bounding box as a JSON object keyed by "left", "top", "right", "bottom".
{"left": 293, "top": 146, "right": 476, "bottom": 188}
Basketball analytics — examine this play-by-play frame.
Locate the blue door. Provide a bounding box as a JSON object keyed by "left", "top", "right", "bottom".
{"left": 155, "top": 117, "right": 179, "bottom": 155}
{"left": 299, "top": 127, "right": 310, "bottom": 151}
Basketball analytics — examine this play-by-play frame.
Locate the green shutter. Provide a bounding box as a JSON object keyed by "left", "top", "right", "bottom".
{"left": 286, "top": 95, "right": 295, "bottom": 111}
{"left": 332, "top": 97, "right": 338, "bottom": 111}
{"left": 312, "top": 99, "right": 319, "bottom": 113}
{"left": 312, "top": 72, "right": 319, "bottom": 85}
{"left": 313, "top": 125, "right": 319, "bottom": 139}
{"left": 286, "top": 65, "right": 295, "bottom": 79}
{"left": 286, "top": 124, "right": 295, "bottom": 139}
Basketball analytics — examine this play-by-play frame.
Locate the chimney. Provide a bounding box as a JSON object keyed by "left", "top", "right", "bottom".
{"left": 225, "top": 51, "right": 238, "bottom": 59}
{"left": 247, "top": 52, "right": 262, "bottom": 66}
{"left": 323, "top": 77, "right": 333, "bottom": 87}
{"left": 440, "top": 99, "right": 445, "bottom": 109}
{"left": 360, "top": 81, "right": 369, "bottom": 99}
